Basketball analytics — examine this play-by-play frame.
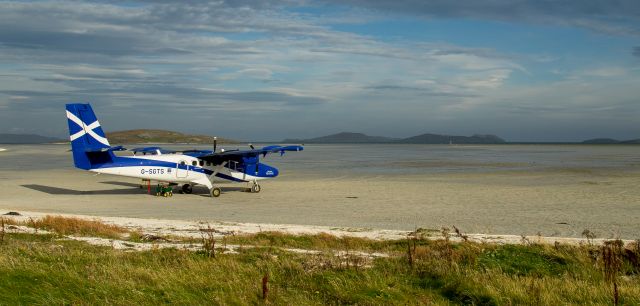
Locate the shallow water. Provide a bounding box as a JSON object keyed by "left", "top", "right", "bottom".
{"left": 2, "top": 143, "right": 639, "bottom": 175}
{"left": 2, "top": 143, "right": 640, "bottom": 238}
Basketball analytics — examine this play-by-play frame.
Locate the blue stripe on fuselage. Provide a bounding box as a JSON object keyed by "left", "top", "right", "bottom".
{"left": 90, "top": 156, "right": 250, "bottom": 182}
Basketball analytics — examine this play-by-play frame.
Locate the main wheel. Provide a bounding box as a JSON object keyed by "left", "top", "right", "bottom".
{"left": 252, "top": 184, "right": 261, "bottom": 193}
{"left": 182, "top": 184, "right": 193, "bottom": 194}
{"left": 211, "top": 187, "right": 221, "bottom": 198}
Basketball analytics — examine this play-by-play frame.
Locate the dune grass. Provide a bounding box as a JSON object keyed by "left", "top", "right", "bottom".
{"left": 1, "top": 217, "right": 639, "bottom": 305}
{"left": 4, "top": 215, "right": 129, "bottom": 239}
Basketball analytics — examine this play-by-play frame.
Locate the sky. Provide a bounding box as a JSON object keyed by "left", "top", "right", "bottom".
{"left": 0, "top": 0, "right": 639, "bottom": 142}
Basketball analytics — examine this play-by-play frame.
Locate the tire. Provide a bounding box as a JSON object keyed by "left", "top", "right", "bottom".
{"left": 211, "top": 187, "right": 221, "bottom": 198}
{"left": 182, "top": 184, "right": 193, "bottom": 194}
{"left": 252, "top": 184, "right": 261, "bottom": 193}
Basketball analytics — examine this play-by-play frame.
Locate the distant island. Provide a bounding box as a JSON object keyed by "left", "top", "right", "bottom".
{"left": 284, "top": 132, "right": 399, "bottom": 144}
{"left": 107, "top": 129, "right": 237, "bottom": 145}
{"left": 283, "top": 132, "right": 506, "bottom": 144}
{"left": 0, "top": 133, "right": 62, "bottom": 144}
{"left": 3, "top": 130, "right": 639, "bottom": 145}
{"left": 581, "top": 138, "right": 640, "bottom": 144}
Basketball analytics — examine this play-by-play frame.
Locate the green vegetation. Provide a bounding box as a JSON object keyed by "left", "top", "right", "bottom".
{"left": 1, "top": 217, "right": 639, "bottom": 305}
{"left": 6, "top": 215, "right": 129, "bottom": 239}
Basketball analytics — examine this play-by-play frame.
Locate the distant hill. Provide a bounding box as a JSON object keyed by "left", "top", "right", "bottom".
{"left": 283, "top": 132, "right": 398, "bottom": 144}
{"left": 106, "top": 129, "right": 237, "bottom": 144}
{"left": 283, "top": 132, "right": 506, "bottom": 144}
{"left": 0, "top": 133, "right": 62, "bottom": 144}
{"left": 402, "top": 133, "right": 506, "bottom": 144}
{"left": 582, "top": 138, "right": 640, "bottom": 144}
{"left": 582, "top": 138, "right": 621, "bottom": 144}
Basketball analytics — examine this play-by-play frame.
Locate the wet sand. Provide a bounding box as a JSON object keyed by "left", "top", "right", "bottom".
{"left": 1, "top": 164, "right": 639, "bottom": 239}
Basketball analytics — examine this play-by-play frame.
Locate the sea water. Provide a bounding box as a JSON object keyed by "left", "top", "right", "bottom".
{"left": 1, "top": 144, "right": 639, "bottom": 175}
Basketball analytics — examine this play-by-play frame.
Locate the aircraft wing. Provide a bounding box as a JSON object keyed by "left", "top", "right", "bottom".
{"left": 197, "top": 145, "right": 303, "bottom": 164}
{"left": 180, "top": 149, "right": 214, "bottom": 157}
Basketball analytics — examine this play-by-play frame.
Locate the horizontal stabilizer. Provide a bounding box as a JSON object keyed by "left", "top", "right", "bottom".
{"left": 85, "top": 145, "right": 126, "bottom": 153}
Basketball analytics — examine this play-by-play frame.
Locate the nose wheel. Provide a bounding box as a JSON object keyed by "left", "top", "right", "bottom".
{"left": 251, "top": 183, "right": 261, "bottom": 193}
{"left": 210, "top": 187, "right": 221, "bottom": 197}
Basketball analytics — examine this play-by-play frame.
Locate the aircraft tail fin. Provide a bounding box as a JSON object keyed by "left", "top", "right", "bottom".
{"left": 65, "top": 103, "right": 114, "bottom": 170}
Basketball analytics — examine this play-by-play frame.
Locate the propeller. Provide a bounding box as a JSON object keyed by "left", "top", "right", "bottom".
{"left": 249, "top": 143, "right": 255, "bottom": 150}
{"left": 213, "top": 137, "right": 217, "bottom": 153}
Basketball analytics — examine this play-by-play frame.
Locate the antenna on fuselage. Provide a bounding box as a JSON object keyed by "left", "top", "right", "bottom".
{"left": 213, "top": 137, "right": 217, "bottom": 153}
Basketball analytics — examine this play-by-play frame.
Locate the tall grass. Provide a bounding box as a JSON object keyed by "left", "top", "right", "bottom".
{"left": 1, "top": 230, "right": 639, "bottom": 304}
{"left": 5, "top": 215, "right": 129, "bottom": 239}
{"left": 1, "top": 217, "right": 640, "bottom": 304}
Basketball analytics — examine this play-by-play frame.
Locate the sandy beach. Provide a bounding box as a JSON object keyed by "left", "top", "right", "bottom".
{"left": 4, "top": 210, "right": 636, "bottom": 247}
{"left": 1, "top": 146, "right": 639, "bottom": 239}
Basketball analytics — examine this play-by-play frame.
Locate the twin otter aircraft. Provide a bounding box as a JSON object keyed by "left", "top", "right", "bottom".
{"left": 66, "top": 103, "right": 303, "bottom": 198}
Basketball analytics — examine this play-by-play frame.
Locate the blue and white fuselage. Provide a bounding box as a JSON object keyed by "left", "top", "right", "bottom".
{"left": 92, "top": 152, "right": 278, "bottom": 186}
{"left": 65, "top": 103, "right": 302, "bottom": 197}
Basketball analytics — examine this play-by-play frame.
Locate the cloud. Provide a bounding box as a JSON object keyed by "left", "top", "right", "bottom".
{"left": 570, "top": 67, "right": 627, "bottom": 79}
{"left": 0, "top": 0, "right": 637, "bottom": 141}
{"left": 328, "top": 0, "right": 640, "bottom": 36}
{"left": 364, "top": 84, "right": 477, "bottom": 98}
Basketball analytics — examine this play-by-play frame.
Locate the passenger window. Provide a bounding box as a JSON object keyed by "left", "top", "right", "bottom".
{"left": 206, "top": 161, "right": 211, "bottom": 166}
{"left": 180, "top": 161, "right": 186, "bottom": 165}
{"left": 199, "top": 160, "right": 204, "bottom": 166}
{"left": 192, "top": 161, "right": 197, "bottom": 166}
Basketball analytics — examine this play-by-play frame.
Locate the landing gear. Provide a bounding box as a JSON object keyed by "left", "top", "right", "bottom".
{"left": 181, "top": 184, "right": 193, "bottom": 194}
{"left": 210, "top": 187, "right": 221, "bottom": 198}
{"left": 251, "top": 182, "right": 261, "bottom": 193}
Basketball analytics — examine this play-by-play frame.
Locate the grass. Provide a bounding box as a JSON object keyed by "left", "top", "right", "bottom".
{"left": 1, "top": 217, "right": 640, "bottom": 305}
{"left": 4, "top": 215, "right": 129, "bottom": 239}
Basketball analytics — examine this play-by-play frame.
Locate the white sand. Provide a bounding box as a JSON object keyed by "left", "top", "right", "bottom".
{"left": 1, "top": 166, "right": 640, "bottom": 239}
{"left": 3, "top": 210, "right": 636, "bottom": 248}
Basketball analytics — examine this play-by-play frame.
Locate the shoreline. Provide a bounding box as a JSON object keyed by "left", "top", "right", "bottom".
{"left": 2, "top": 210, "right": 634, "bottom": 247}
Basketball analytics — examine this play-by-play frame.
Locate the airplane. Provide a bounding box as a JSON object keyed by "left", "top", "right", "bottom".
{"left": 65, "top": 103, "right": 303, "bottom": 198}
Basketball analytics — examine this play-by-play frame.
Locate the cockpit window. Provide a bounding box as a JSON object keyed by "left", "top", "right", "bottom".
{"left": 199, "top": 160, "right": 204, "bottom": 166}
{"left": 192, "top": 161, "right": 197, "bottom": 166}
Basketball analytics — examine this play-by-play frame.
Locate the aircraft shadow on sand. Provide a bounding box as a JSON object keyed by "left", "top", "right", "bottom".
{"left": 21, "top": 184, "right": 144, "bottom": 195}
{"left": 21, "top": 182, "right": 244, "bottom": 196}
{"left": 99, "top": 181, "right": 141, "bottom": 188}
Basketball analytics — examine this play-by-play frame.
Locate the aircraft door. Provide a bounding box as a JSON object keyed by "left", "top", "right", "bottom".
{"left": 176, "top": 160, "right": 189, "bottom": 178}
